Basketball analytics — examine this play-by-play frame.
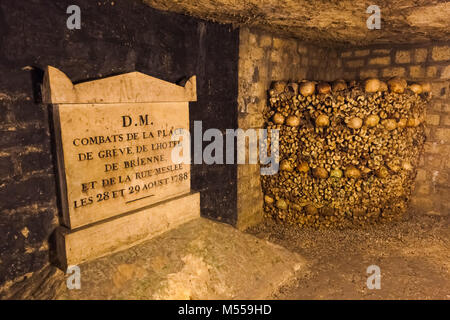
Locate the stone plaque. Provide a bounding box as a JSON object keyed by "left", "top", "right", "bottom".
{"left": 43, "top": 66, "right": 197, "bottom": 229}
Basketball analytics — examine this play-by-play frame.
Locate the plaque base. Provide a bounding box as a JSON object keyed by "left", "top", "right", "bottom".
{"left": 54, "top": 192, "right": 200, "bottom": 269}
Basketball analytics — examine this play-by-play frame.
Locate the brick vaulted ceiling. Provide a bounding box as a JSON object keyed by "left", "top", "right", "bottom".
{"left": 143, "top": 0, "right": 450, "bottom": 47}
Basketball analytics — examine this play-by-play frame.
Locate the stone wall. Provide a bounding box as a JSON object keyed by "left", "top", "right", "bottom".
{"left": 237, "top": 27, "right": 342, "bottom": 229}
{"left": 339, "top": 44, "right": 450, "bottom": 215}
{"left": 0, "top": 0, "right": 239, "bottom": 289}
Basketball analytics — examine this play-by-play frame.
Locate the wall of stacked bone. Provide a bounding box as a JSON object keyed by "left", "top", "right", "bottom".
{"left": 262, "top": 79, "right": 429, "bottom": 227}
{"left": 237, "top": 27, "right": 343, "bottom": 229}
{"left": 339, "top": 45, "right": 450, "bottom": 217}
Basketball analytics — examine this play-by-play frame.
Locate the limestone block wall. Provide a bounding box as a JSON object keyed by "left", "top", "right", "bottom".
{"left": 338, "top": 43, "right": 450, "bottom": 215}
{"left": 237, "top": 27, "right": 342, "bottom": 229}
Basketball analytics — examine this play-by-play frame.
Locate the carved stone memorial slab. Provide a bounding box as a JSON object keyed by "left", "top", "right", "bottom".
{"left": 43, "top": 66, "right": 200, "bottom": 268}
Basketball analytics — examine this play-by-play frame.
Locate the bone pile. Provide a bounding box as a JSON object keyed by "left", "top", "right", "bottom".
{"left": 261, "top": 78, "right": 430, "bottom": 228}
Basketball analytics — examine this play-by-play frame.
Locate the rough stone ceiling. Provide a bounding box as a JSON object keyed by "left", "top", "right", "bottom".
{"left": 143, "top": 0, "right": 450, "bottom": 47}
